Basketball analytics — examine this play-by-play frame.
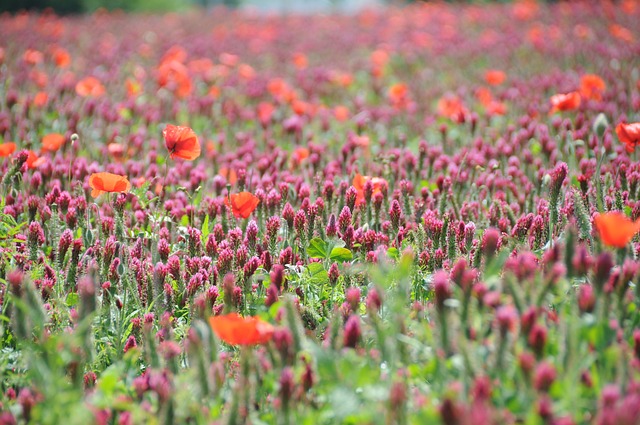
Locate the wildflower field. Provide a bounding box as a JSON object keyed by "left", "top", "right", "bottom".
{"left": 1, "top": 1, "right": 640, "bottom": 423}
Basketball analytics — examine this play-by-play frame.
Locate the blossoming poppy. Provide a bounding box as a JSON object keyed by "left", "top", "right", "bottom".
{"left": 0, "top": 142, "right": 17, "bottom": 157}
{"left": 353, "top": 173, "right": 386, "bottom": 206}
{"left": 437, "top": 95, "right": 468, "bottom": 123}
{"left": 485, "top": 69, "right": 506, "bottom": 86}
{"left": 616, "top": 122, "right": 640, "bottom": 153}
{"left": 594, "top": 212, "right": 640, "bottom": 248}
{"left": 163, "top": 124, "right": 200, "bottom": 161}
{"left": 42, "top": 133, "right": 65, "bottom": 152}
{"left": 225, "top": 192, "right": 260, "bottom": 219}
{"left": 89, "top": 172, "right": 132, "bottom": 198}
{"left": 549, "top": 92, "right": 581, "bottom": 114}
{"left": 209, "top": 313, "right": 274, "bottom": 346}
{"left": 580, "top": 74, "right": 606, "bottom": 101}
{"left": 75, "top": 76, "right": 106, "bottom": 98}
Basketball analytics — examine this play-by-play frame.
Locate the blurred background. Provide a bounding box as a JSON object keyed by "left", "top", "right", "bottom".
{"left": 0, "top": 0, "right": 524, "bottom": 14}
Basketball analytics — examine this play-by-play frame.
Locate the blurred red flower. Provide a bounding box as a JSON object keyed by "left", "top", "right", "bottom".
{"left": 76, "top": 77, "right": 106, "bottom": 98}
{"left": 549, "top": 92, "right": 581, "bottom": 114}
{"left": 209, "top": 313, "right": 274, "bottom": 346}
{"left": 580, "top": 74, "right": 606, "bottom": 101}
{"left": 0, "top": 142, "right": 17, "bottom": 157}
{"left": 42, "top": 133, "right": 65, "bottom": 152}
{"left": 594, "top": 212, "right": 640, "bottom": 248}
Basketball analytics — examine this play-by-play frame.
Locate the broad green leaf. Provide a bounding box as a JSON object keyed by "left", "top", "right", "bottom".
{"left": 307, "top": 237, "right": 329, "bottom": 259}
{"left": 330, "top": 247, "right": 353, "bottom": 262}
{"left": 307, "top": 262, "right": 329, "bottom": 285}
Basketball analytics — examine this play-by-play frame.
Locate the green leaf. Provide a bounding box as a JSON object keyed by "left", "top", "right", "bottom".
{"left": 201, "top": 214, "right": 210, "bottom": 239}
{"left": 307, "top": 262, "right": 329, "bottom": 285}
{"left": 387, "top": 247, "right": 399, "bottom": 260}
{"left": 330, "top": 247, "right": 353, "bottom": 262}
{"left": 66, "top": 292, "right": 79, "bottom": 307}
{"left": 307, "top": 237, "right": 329, "bottom": 259}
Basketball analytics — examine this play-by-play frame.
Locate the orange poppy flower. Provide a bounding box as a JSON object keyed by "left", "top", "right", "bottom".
{"left": 163, "top": 124, "right": 200, "bottom": 161}
{"left": 257, "top": 102, "right": 276, "bottom": 126}
{"left": 225, "top": 192, "right": 260, "bottom": 219}
{"left": 485, "top": 70, "right": 506, "bottom": 86}
{"left": 33, "top": 91, "right": 48, "bottom": 107}
{"left": 157, "top": 60, "right": 192, "bottom": 98}
{"left": 23, "top": 49, "right": 43, "bottom": 65}
{"left": 238, "top": 64, "right": 256, "bottom": 80}
{"left": 51, "top": 46, "right": 71, "bottom": 68}
{"left": 334, "top": 105, "right": 350, "bottom": 122}
{"left": 549, "top": 92, "right": 581, "bottom": 114}
{"left": 609, "top": 24, "right": 634, "bottom": 43}
{"left": 25, "top": 150, "right": 41, "bottom": 169}
{"left": 89, "top": 172, "right": 132, "bottom": 198}
{"left": 42, "top": 133, "right": 65, "bottom": 152}
{"left": 353, "top": 173, "right": 386, "bottom": 206}
{"left": 219, "top": 167, "right": 238, "bottom": 185}
{"left": 125, "top": 78, "right": 141, "bottom": 98}
{"left": 292, "top": 52, "right": 308, "bottom": 70}
{"left": 76, "top": 77, "right": 105, "bottom": 98}
{"left": 437, "top": 95, "right": 468, "bottom": 123}
{"left": 580, "top": 74, "right": 606, "bottom": 101}
{"left": 388, "top": 83, "right": 409, "bottom": 109}
{"left": 0, "top": 142, "right": 16, "bottom": 157}
{"left": 616, "top": 122, "right": 640, "bottom": 153}
{"left": 486, "top": 101, "right": 507, "bottom": 116}
{"left": 292, "top": 147, "right": 310, "bottom": 167}
{"left": 594, "top": 212, "right": 640, "bottom": 248}
{"left": 209, "top": 313, "right": 274, "bottom": 346}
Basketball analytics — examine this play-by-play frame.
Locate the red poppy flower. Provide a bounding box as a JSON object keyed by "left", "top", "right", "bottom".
{"left": 549, "top": 92, "right": 581, "bottom": 113}
{"left": 33, "top": 92, "right": 48, "bottom": 107}
{"left": 76, "top": 77, "right": 106, "bottom": 98}
{"left": 209, "top": 313, "right": 274, "bottom": 346}
{"left": 51, "top": 46, "right": 71, "bottom": 68}
{"left": 0, "top": 142, "right": 17, "bottom": 157}
{"left": 163, "top": 124, "right": 200, "bottom": 161}
{"left": 25, "top": 150, "right": 41, "bottom": 169}
{"left": 353, "top": 173, "right": 386, "bottom": 206}
{"left": 89, "top": 172, "right": 131, "bottom": 198}
{"left": 594, "top": 212, "right": 640, "bottom": 248}
{"left": 615, "top": 122, "right": 640, "bottom": 153}
{"left": 225, "top": 192, "right": 260, "bottom": 219}
{"left": 485, "top": 70, "right": 506, "bottom": 86}
{"left": 42, "top": 133, "right": 65, "bottom": 152}
{"left": 388, "top": 83, "right": 410, "bottom": 109}
{"left": 437, "top": 95, "right": 468, "bottom": 123}
{"left": 580, "top": 74, "right": 606, "bottom": 101}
